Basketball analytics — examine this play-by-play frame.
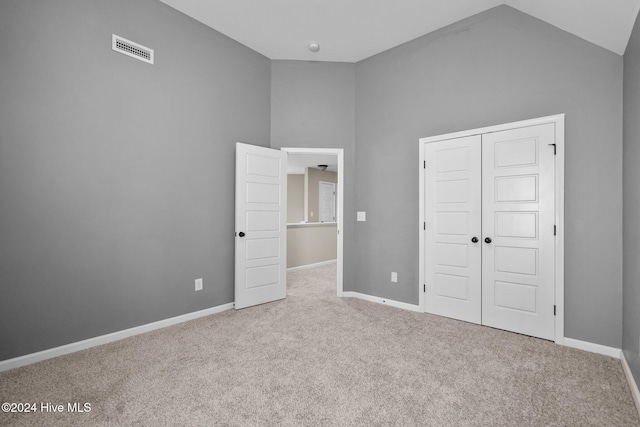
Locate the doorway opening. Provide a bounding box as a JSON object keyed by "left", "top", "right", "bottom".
{"left": 281, "top": 147, "right": 344, "bottom": 297}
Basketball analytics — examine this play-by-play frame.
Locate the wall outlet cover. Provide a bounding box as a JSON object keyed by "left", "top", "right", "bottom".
{"left": 357, "top": 211, "right": 366, "bottom": 221}
{"left": 391, "top": 272, "right": 398, "bottom": 283}
{"left": 195, "top": 278, "right": 203, "bottom": 291}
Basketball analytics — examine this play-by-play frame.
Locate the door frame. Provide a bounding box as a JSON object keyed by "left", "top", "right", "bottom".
{"left": 281, "top": 147, "right": 344, "bottom": 297}
{"left": 418, "top": 114, "right": 565, "bottom": 344}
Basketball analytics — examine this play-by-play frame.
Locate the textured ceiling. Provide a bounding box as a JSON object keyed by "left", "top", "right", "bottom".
{"left": 159, "top": 0, "right": 640, "bottom": 62}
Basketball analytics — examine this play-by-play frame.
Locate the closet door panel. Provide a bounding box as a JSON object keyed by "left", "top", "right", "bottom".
{"left": 481, "top": 124, "right": 555, "bottom": 340}
{"left": 425, "top": 136, "right": 482, "bottom": 324}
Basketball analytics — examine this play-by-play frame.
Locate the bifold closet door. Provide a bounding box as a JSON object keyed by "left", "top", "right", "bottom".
{"left": 481, "top": 124, "right": 556, "bottom": 340}
{"left": 425, "top": 136, "right": 482, "bottom": 324}
{"left": 424, "top": 123, "right": 556, "bottom": 340}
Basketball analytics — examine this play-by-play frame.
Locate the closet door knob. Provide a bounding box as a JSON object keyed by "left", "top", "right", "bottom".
{"left": 239, "top": 232, "right": 246, "bottom": 237}
{"left": 484, "top": 237, "right": 492, "bottom": 244}
{"left": 471, "top": 237, "right": 479, "bottom": 243}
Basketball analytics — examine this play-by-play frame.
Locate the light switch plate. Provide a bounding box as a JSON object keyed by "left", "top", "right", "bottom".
{"left": 357, "top": 211, "right": 366, "bottom": 222}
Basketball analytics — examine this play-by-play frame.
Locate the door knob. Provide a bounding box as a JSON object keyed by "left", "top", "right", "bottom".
{"left": 238, "top": 232, "right": 246, "bottom": 237}
{"left": 484, "top": 237, "right": 492, "bottom": 244}
{"left": 471, "top": 237, "right": 479, "bottom": 243}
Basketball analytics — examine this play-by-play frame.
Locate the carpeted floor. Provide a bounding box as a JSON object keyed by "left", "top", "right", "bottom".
{"left": 1, "top": 263, "right": 638, "bottom": 426}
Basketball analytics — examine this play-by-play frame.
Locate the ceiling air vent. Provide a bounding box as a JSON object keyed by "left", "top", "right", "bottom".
{"left": 112, "top": 34, "right": 154, "bottom": 64}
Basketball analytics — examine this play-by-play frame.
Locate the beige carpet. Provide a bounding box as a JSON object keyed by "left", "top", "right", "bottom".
{"left": 1, "top": 263, "right": 638, "bottom": 426}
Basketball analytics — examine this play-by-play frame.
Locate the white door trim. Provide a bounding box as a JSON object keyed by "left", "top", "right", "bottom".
{"left": 418, "top": 114, "right": 565, "bottom": 344}
{"left": 281, "top": 147, "right": 344, "bottom": 297}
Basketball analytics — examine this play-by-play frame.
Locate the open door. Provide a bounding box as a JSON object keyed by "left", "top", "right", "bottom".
{"left": 235, "top": 142, "right": 287, "bottom": 309}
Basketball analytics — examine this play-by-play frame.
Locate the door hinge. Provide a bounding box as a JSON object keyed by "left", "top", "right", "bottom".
{"left": 549, "top": 143, "right": 557, "bottom": 155}
{"left": 424, "top": 284, "right": 426, "bottom": 292}
{"left": 424, "top": 161, "right": 426, "bottom": 169}
{"left": 424, "top": 222, "right": 426, "bottom": 230}
{"left": 554, "top": 305, "right": 556, "bottom": 316}
{"left": 554, "top": 225, "right": 557, "bottom": 236}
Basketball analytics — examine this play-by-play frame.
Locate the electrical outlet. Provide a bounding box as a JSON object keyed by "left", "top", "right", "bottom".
{"left": 195, "top": 278, "right": 203, "bottom": 291}
{"left": 391, "top": 272, "right": 398, "bottom": 283}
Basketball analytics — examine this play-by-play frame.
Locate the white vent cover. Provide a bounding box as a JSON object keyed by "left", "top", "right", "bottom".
{"left": 112, "top": 34, "right": 154, "bottom": 64}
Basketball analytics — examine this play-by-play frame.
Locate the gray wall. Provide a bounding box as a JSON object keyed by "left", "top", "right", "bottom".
{"left": 270, "top": 61, "right": 356, "bottom": 290}
{"left": 354, "top": 6, "right": 623, "bottom": 347}
{"left": 0, "top": 0, "right": 271, "bottom": 360}
{"left": 623, "top": 11, "right": 640, "bottom": 385}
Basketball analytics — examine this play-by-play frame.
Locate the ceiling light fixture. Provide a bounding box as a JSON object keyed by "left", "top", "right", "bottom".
{"left": 318, "top": 164, "right": 328, "bottom": 171}
{"left": 308, "top": 43, "right": 320, "bottom": 53}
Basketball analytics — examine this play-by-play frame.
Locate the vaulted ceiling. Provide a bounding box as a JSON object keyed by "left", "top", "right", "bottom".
{"left": 159, "top": 0, "right": 640, "bottom": 62}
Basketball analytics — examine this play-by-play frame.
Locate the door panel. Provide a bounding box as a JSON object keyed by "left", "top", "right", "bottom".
{"left": 495, "top": 212, "right": 538, "bottom": 239}
{"left": 425, "top": 136, "right": 482, "bottom": 324}
{"left": 235, "top": 142, "right": 287, "bottom": 309}
{"left": 481, "top": 124, "right": 555, "bottom": 340}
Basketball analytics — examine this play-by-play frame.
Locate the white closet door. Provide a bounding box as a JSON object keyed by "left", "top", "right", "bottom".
{"left": 481, "top": 124, "right": 556, "bottom": 340}
{"left": 425, "top": 136, "right": 482, "bottom": 324}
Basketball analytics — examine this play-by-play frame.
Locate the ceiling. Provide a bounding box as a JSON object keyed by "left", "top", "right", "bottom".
{"left": 159, "top": 0, "right": 640, "bottom": 62}
{"left": 287, "top": 154, "right": 338, "bottom": 175}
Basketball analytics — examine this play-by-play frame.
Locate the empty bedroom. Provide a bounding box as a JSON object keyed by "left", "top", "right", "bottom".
{"left": 2, "top": 0, "right": 640, "bottom": 425}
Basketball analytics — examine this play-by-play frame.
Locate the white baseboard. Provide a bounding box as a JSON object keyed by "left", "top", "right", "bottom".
{"left": 621, "top": 351, "right": 640, "bottom": 418}
{"left": 563, "top": 337, "right": 622, "bottom": 359}
{"left": 0, "top": 302, "right": 235, "bottom": 372}
{"left": 287, "top": 259, "right": 337, "bottom": 271}
{"left": 342, "top": 291, "right": 422, "bottom": 312}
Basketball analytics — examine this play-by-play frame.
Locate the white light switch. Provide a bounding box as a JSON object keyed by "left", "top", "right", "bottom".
{"left": 357, "top": 211, "right": 366, "bottom": 222}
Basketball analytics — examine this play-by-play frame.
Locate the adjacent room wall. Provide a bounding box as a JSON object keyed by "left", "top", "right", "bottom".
{"left": 623, "top": 10, "right": 640, "bottom": 385}
{"left": 354, "top": 5, "right": 623, "bottom": 347}
{"left": 270, "top": 61, "right": 356, "bottom": 288}
{"left": 287, "top": 225, "right": 338, "bottom": 269}
{"left": 0, "top": 0, "right": 271, "bottom": 361}
{"left": 287, "top": 175, "right": 305, "bottom": 223}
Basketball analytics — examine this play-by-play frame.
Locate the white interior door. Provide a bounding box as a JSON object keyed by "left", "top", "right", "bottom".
{"left": 481, "top": 124, "right": 556, "bottom": 340}
{"left": 425, "top": 136, "right": 482, "bottom": 324}
{"left": 319, "top": 181, "right": 336, "bottom": 222}
{"left": 235, "top": 142, "right": 287, "bottom": 309}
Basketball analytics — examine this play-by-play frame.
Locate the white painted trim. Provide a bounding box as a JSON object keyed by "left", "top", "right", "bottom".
{"left": 622, "top": 351, "right": 640, "bottom": 418}
{"left": 553, "top": 116, "right": 565, "bottom": 345}
{"left": 418, "top": 114, "right": 565, "bottom": 343}
{"left": 418, "top": 140, "right": 426, "bottom": 311}
{"left": 0, "top": 303, "right": 234, "bottom": 372}
{"left": 281, "top": 147, "right": 344, "bottom": 297}
{"left": 287, "top": 259, "right": 337, "bottom": 271}
{"left": 419, "top": 114, "right": 566, "bottom": 144}
{"left": 342, "top": 291, "right": 422, "bottom": 312}
{"left": 563, "top": 338, "right": 622, "bottom": 359}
